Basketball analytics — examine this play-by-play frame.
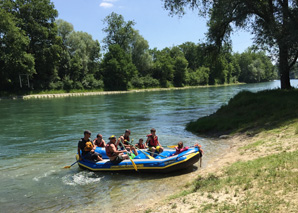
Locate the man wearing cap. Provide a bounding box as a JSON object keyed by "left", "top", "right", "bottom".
{"left": 78, "top": 130, "right": 103, "bottom": 161}
{"left": 105, "top": 135, "right": 129, "bottom": 164}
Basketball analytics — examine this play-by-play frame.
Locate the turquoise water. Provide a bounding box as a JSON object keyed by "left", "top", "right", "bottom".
{"left": 0, "top": 80, "right": 297, "bottom": 212}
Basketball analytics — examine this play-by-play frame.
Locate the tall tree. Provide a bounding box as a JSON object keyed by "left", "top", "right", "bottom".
{"left": 102, "top": 12, "right": 135, "bottom": 52}
{"left": 10, "top": 0, "right": 62, "bottom": 89}
{"left": 0, "top": 4, "right": 35, "bottom": 91}
{"left": 102, "top": 44, "right": 137, "bottom": 90}
{"left": 131, "top": 30, "right": 153, "bottom": 76}
{"left": 163, "top": 0, "right": 298, "bottom": 89}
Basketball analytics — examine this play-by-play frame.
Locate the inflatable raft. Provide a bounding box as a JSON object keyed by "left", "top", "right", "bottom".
{"left": 76, "top": 147, "right": 202, "bottom": 173}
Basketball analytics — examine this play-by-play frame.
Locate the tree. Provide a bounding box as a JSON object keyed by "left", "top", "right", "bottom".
{"left": 0, "top": 4, "right": 35, "bottom": 91}
{"left": 102, "top": 12, "right": 135, "bottom": 52}
{"left": 131, "top": 30, "right": 153, "bottom": 76}
{"left": 163, "top": 0, "right": 298, "bottom": 89}
{"left": 9, "top": 0, "right": 62, "bottom": 89}
{"left": 102, "top": 44, "right": 137, "bottom": 90}
{"left": 56, "top": 19, "right": 101, "bottom": 90}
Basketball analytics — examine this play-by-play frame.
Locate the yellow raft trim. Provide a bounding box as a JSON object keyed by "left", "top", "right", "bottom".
{"left": 76, "top": 152, "right": 200, "bottom": 172}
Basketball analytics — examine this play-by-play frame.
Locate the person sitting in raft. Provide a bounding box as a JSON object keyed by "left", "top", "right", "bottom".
{"left": 116, "top": 129, "right": 131, "bottom": 150}
{"left": 146, "top": 128, "right": 164, "bottom": 156}
{"left": 93, "top": 134, "right": 106, "bottom": 148}
{"left": 105, "top": 135, "right": 129, "bottom": 164}
{"left": 135, "top": 138, "right": 147, "bottom": 149}
{"left": 171, "top": 141, "right": 189, "bottom": 156}
{"left": 78, "top": 130, "right": 103, "bottom": 161}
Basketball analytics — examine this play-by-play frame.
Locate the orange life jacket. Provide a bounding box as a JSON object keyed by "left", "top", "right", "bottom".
{"left": 147, "top": 134, "right": 158, "bottom": 147}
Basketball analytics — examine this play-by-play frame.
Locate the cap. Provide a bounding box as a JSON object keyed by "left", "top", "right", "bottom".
{"left": 84, "top": 130, "right": 91, "bottom": 135}
{"left": 109, "top": 135, "right": 116, "bottom": 139}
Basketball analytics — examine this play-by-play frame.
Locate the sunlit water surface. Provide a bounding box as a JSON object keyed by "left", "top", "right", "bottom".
{"left": 1, "top": 80, "right": 297, "bottom": 212}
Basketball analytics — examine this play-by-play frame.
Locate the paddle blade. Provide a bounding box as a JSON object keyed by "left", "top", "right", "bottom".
{"left": 129, "top": 158, "right": 138, "bottom": 171}
{"left": 167, "top": 145, "right": 177, "bottom": 148}
{"left": 63, "top": 165, "right": 71, "bottom": 169}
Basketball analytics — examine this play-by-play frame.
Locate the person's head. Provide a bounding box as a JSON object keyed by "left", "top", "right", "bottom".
{"left": 125, "top": 129, "right": 131, "bottom": 136}
{"left": 108, "top": 135, "right": 117, "bottom": 143}
{"left": 84, "top": 130, "right": 91, "bottom": 138}
{"left": 150, "top": 128, "right": 156, "bottom": 135}
{"left": 178, "top": 141, "right": 183, "bottom": 149}
{"left": 97, "top": 134, "right": 103, "bottom": 140}
{"left": 139, "top": 138, "right": 144, "bottom": 144}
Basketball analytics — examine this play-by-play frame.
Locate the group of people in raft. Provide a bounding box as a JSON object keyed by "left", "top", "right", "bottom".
{"left": 78, "top": 128, "right": 193, "bottom": 164}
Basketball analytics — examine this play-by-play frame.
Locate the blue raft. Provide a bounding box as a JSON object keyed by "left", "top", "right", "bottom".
{"left": 76, "top": 147, "right": 202, "bottom": 173}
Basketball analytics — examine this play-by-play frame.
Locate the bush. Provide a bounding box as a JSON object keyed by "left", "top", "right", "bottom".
{"left": 131, "top": 76, "right": 144, "bottom": 88}
{"left": 49, "top": 81, "right": 64, "bottom": 90}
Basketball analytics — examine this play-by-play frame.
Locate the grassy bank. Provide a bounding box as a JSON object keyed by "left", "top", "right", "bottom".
{"left": 144, "top": 89, "right": 298, "bottom": 212}
{"left": 186, "top": 89, "right": 298, "bottom": 136}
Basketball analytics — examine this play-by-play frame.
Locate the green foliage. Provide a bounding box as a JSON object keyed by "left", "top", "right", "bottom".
{"left": 102, "top": 12, "right": 135, "bottom": 52}
{"left": 0, "top": 3, "right": 278, "bottom": 94}
{"left": 130, "top": 75, "right": 160, "bottom": 89}
{"left": 186, "top": 89, "right": 298, "bottom": 135}
{"left": 102, "top": 44, "right": 137, "bottom": 90}
{"left": 162, "top": 0, "right": 298, "bottom": 89}
{"left": 0, "top": 3, "right": 35, "bottom": 91}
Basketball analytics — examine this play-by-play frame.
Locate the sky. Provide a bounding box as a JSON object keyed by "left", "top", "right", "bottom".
{"left": 51, "top": 0, "right": 253, "bottom": 53}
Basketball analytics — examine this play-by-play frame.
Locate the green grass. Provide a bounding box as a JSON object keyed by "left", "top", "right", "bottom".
{"left": 186, "top": 89, "right": 298, "bottom": 136}
{"left": 239, "top": 140, "right": 266, "bottom": 151}
{"left": 176, "top": 150, "right": 298, "bottom": 212}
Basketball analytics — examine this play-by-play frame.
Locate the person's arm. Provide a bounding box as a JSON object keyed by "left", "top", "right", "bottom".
{"left": 78, "top": 147, "right": 82, "bottom": 160}
{"left": 111, "top": 143, "right": 126, "bottom": 154}
{"left": 145, "top": 137, "right": 150, "bottom": 146}
{"left": 102, "top": 139, "right": 106, "bottom": 147}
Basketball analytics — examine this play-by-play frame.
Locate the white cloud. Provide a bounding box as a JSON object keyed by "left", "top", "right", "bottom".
{"left": 99, "top": 2, "right": 113, "bottom": 8}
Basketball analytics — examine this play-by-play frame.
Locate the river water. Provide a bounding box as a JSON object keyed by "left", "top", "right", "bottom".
{"left": 1, "top": 80, "right": 297, "bottom": 212}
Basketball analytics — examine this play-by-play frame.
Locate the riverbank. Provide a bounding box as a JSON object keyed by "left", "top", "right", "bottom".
{"left": 138, "top": 89, "right": 298, "bottom": 212}
{"left": 0, "top": 83, "right": 245, "bottom": 100}
{"left": 140, "top": 120, "right": 298, "bottom": 212}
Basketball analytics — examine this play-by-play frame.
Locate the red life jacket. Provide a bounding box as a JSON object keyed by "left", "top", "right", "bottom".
{"left": 105, "top": 142, "right": 115, "bottom": 157}
{"left": 147, "top": 134, "right": 158, "bottom": 147}
{"left": 137, "top": 143, "right": 145, "bottom": 149}
{"left": 95, "top": 139, "right": 104, "bottom": 147}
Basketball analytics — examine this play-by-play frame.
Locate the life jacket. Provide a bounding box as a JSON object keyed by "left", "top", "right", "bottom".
{"left": 95, "top": 139, "right": 105, "bottom": 147}
{"left": 84, "top": 141, "right": 94, "bottom": 152}
{"left": 123, "top": 135, "right": 130, "bottom": 145}
{"left": 105, "top": 142, "right": 115, "bottom": 157}
{"left": 147, "top": 134, "right": 158, "bottom": 147}
{"left": 137, "top": 143, "right": 145, "bottom": 149}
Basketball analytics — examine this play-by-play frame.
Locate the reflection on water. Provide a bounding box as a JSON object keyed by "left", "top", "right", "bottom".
{"left": 0, "top": 80, "right": 297, "bottom": 212}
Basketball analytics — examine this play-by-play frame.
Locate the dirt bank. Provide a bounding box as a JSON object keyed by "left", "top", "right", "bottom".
{"left": 135, "top": 122, "right": 298, "bottom": 213}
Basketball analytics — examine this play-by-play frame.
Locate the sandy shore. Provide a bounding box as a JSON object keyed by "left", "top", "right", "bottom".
{"left": 133, "top": 123, "right": 298, "bottom": 213}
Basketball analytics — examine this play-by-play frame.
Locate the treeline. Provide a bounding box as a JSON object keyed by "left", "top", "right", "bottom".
{"left": 0, "top": 0, "right": 277, "bottom": 93}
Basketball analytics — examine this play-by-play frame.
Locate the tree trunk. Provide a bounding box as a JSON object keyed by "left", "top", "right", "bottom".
{"left": 279, "top": 0, "right": 291, "bottom": 90}
{"left": 279, "top": 43, "right": 291, "bottom": 89}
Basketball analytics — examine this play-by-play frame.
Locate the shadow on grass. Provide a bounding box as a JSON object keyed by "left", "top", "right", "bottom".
{"left": 186, "top": 89, "right": 298, "bottom": 137}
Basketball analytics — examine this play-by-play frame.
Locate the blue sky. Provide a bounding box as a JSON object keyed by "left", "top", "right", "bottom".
{"left": 51, "top": 0, "right": 253, "bottom": 53}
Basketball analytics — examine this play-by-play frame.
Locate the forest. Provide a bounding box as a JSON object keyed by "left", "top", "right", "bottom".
{"left": 0, "top": 0, "right": 285, "bottom": 93}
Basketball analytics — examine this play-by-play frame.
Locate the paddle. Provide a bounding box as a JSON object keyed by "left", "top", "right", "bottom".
{"left": 126, "top": 140, "right": 155, "bottom": 160}
{"left": 120, "top": 140, "right": 138, "bottom": 171}
{"left": 63, "top": 160, "right": 78, "bottom": 169}
{"left": 145, "top": 149, "right": 167, "bottom": 158}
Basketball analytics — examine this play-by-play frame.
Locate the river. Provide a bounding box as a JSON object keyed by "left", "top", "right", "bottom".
{"left": 0, "top": 80, "right": 297, "bottom": 212}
